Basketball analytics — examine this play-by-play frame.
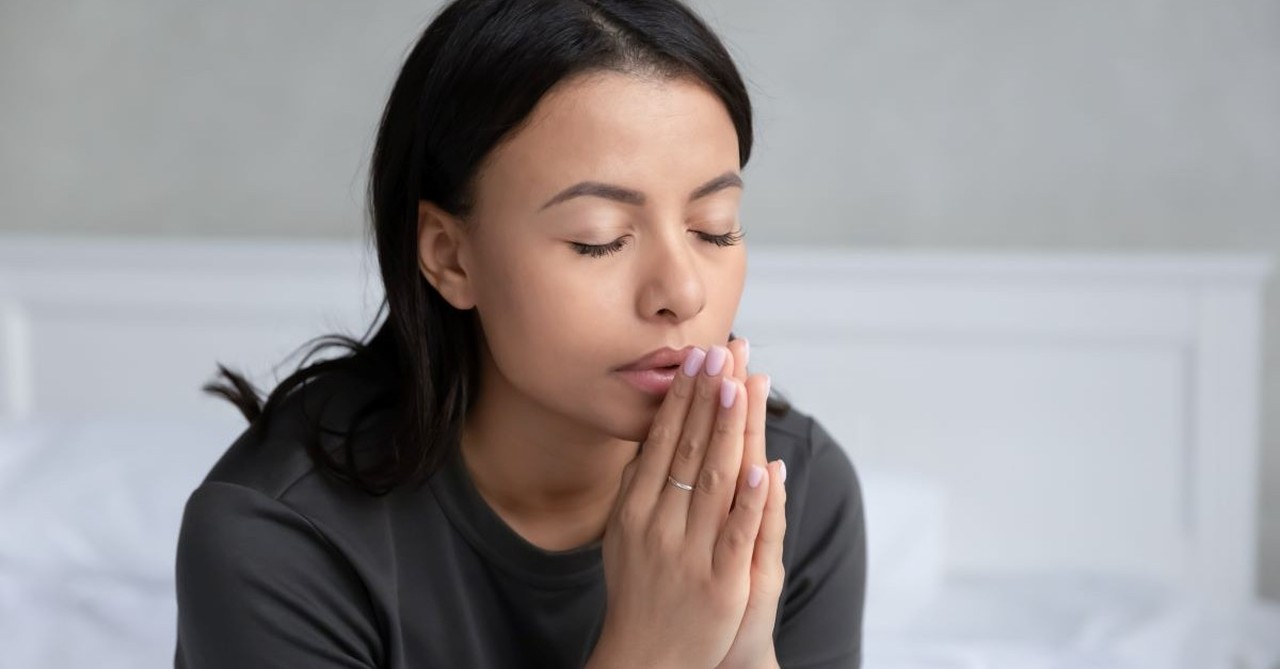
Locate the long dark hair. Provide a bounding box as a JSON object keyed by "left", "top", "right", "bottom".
{"left": 204, "top": 0, "right": 791, "bottom": 496}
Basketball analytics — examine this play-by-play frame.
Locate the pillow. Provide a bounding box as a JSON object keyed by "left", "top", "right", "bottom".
{"left": 0, "top": 567, "right": 177, "bottom": 668}
{"left": 0, "top": 412, "right": 246, "bottom": 583}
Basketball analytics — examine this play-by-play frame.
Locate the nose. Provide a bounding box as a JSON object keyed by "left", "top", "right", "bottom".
{"left": 637, "top": 227, "right": 706, "bottom": 323}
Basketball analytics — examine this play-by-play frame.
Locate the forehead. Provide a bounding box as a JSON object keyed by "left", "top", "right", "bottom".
{"left": 475, "top": 71, "right": 741, "bottom": 210}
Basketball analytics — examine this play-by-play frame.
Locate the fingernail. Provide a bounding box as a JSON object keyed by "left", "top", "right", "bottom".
{"left": 720, "top": 378, "right": 736, "bottom": 408}
{"left": 682, "top": 348, "right": 707, "bottom": 377}
{"left": 764, "top": 375, "right": 771, "bottom": 397}
{"left": 704, "top": 345, "right": 727, "bottom": 376}
{"left": 779, "top": 460, "right": 787, "bottom": 484}
{"left": 742, "top": 338, "right": 750, "bottom": 367}
{"left": 748, "top": 464, "right": 765, "bottom": 488}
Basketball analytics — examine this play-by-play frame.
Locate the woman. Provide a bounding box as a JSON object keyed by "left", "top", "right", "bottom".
{"left": 175, "top": 1, "right": 866, "bottom": 667}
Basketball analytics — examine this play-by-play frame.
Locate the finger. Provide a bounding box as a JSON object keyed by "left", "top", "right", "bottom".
{"left": 746, "top": 373, "right": 770, "bottom": 465}
{"left": 655, "top": 345, "right": 734, "bottom": 533}
{"left": 714, "top": 462, "right": 769, "bottom": 577}
{"left": 736, "top": 373, "right": 772, "bottom": 495}
{"left": 685, "top": 376, "right": 748, "bottom": 551}
{"left": 631, "top": 347, "right": 707, "bottom": 510}
{"left": 727, "top": 336, "right": 749, "bottom": 382}
{"left": 752, "top": 459, "right": 788, "bottom": 587}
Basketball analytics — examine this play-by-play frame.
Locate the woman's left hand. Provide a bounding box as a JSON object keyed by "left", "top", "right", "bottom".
{"left": 715, "top": 337, "right": 786, "bottom": 669}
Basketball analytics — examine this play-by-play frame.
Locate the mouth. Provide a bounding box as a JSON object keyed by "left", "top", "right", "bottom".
{"left": 615, "top": 364, "right": 682, "bottom": 395}
{"left": 617, "top": 345, "right": 697, "bottom": 372}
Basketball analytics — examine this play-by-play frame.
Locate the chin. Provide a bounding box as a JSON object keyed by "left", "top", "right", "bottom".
{"left": 612, "top": 404, "right": 664, "bottom": 443}
{"left": 562, "top": 377, "right": 661, "bottom": 442}
{"left": 576, "top": 400, "right": 655, "bottom": 444}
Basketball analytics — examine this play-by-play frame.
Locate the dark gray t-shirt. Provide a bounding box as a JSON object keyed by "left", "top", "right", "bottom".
{"left": 174, "top": 371, "right": 866, "bottom": 668}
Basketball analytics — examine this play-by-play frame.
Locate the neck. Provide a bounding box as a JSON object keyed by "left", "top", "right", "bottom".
{"left": 459, "top": 353, "right": 639, "bottom": 551}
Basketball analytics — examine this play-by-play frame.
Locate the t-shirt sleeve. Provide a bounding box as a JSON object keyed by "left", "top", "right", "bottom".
{"left": 174, "top": 481, "right": 382, "bottom": 668}
{"left": 774, "top": 417, "right": 868, "bottom": 669}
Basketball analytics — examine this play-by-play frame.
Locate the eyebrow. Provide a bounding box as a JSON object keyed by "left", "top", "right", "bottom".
{"left": 537, "top": 171, "right": 743, "bottom": 211}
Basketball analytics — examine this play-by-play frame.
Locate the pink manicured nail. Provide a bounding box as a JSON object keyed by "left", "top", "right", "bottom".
{"left": 779, "top": 460, "right": 787, "bottom": 484}
{"left": 741, "top": 338, "right": 750, "bottom": 367}
{"left": 682, "top": 348, "right": 707, "bottom": 377}
{"left": 748, "top": 464, "right": 765, "bottom": 488}
{"left": 720, "top": 378, "right": 736, "bottom": 408}
{"left": 704, "top": 346, "right": 727, "bottom": 376}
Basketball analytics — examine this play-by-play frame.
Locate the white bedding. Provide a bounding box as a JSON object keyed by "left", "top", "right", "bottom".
{"left": 865, "top": 571, "right": 1199, "bottom": 669}
{"left": 1, "top": 415, "right": 1277, "bottom": 669}
{"left": 864, "top": 577, "right": 1280, "bottom": 669}
{"left": 0, "top": 414, "right": 241, "bottom": 668}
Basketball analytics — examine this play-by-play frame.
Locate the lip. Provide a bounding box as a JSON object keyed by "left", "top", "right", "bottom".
{"left": 616, "top": 367, "right": 680, "bottom": 395}
{"left": 616, "top": 345, "right": 696, "bottom": 372}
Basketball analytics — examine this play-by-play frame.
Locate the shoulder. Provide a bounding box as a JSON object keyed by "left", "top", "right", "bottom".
{"left": 766, "top": 405, "right": 869, "bottom": 666}
{"left": 177, "top": 366, "right": 402, "bottom": 574}
{"left": 765, "top": 404, "right": 864, "bottom": 519}
{"left": 174, "top": 367, "right": 395, "bottom": 664}
{"left": 175, "top": 480, "right": 383, "bottom": 665}
{"left": 197, "top": 366, "right": 391, "bottom": 502}
{"left": 765, "top": 402, "right": 867, "bottom": 585}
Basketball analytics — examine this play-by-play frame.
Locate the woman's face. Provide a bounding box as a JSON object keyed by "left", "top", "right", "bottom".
{"left": 420, "top": 71, "right": 746, "bottom": 442}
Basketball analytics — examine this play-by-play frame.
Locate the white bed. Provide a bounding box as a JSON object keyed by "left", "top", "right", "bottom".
{"left": 0, "top": 235, "right": 1276, "bottom": 669}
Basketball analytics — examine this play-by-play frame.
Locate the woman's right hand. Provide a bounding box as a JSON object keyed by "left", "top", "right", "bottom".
{"left": 589, "top": 344, "right": 772, "bottom": 669}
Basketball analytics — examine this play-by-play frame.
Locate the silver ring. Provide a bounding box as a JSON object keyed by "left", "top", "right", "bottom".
{"left": 667, "top": 474, "right": 695, "bottom": 492}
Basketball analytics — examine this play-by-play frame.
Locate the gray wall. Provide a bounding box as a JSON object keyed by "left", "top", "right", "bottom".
{"left": 2, "top": 1, "right": 1278, "bottom": 597}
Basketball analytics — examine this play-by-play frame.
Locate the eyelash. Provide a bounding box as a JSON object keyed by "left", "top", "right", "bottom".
{"left": 570, "top": 229, "right": 745, "bottom": 258}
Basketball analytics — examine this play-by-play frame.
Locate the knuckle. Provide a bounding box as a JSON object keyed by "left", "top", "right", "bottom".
{"left": 721, "top": 524, "right": 752, "bottom": 552}
{"left": 713, "top": 415, "right": 739, "bottom": 436}
{"left": 617, "top": 503, "right": 646, "bottom": 531}
{"left": 697, "top": 376, "right": 717, "bottom": 399}
{"left": 759, "top": 565, "right": 786, "bottom": 591}
{"left": 675, "top": 435, "right": 703, "bottom": 464}
{"left": 648, "top": 422, "right": 676, "bottom": 446}
{"left": 696, "top": 465, "right": 727, "bottom": 494}
{"left": 645, "top": 520, "right": 680, "bottom": 554}
{"left": 670, "top": 375, "right": 693, "bottom": 399}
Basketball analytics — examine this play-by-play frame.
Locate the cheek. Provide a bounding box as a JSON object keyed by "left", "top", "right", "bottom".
{"left": 705, "top": 249, "right": 747, "bottom": 328}
{"left": 722, "top": 251, "right": 747, "bottom": 298}
{"left": 477, "top": 258, "right": 658, "bottom": 431}
{"left": 479, "top": 256, "right": 612, "bottom": 383}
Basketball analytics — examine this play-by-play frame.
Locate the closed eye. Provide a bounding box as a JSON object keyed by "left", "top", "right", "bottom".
{"left": 570, "top": 229, "right": 745, "bottom": 258}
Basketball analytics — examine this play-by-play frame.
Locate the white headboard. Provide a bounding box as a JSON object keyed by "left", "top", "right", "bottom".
{"left": 0, "top": 235, "right": 1270, "bottom": 614}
